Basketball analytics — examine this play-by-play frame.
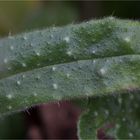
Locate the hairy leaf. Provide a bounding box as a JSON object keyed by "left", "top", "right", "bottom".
{"left": 0, "top": 17, "right": 140, "bottom": 118}
{"left": 78, "top": 93, "right": 140, "bottom": 139}
{"left": 0, "top": 54, "right": 140, "bottom": 115}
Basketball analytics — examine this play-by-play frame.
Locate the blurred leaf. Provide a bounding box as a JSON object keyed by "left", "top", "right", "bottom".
{"left": 0, "top": 1, "right": 79, "bottom": 37}
{"left": 78, "top": 93, "right": 140, "bottom": 139}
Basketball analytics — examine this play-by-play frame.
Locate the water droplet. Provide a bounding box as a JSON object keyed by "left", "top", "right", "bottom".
{"left": 94, "top": 111, "right": 98, "bottom": 116}
{"left": 16, "top": 80, "right": 21, "bottom": 85}
{"left": 66, "top": 73, "right": 70, "bottom": 78}
{"left": 10, "top": 45, "right": 14, "bottom": 50}
{"left": 124, "top": 37, "right": 130, "bottom": 43}
{"left": 129, "top": 132, "right": 133, "bottom": 137}
{"left": 122, "top": 117, "right": 126, "bottom": 122}
{"left": 92, "top": 50, "right": 96, "bottom": 54}
{"left": 63, "top": 36, "right": 70, "bottom": 43}
{"left": 22, "top": 63, "right": 26, "bottom": 67}
{"left": 52, "top": 66, "right": 56, "bottom": 71}
{"left": 33, "top": 93, "right": 37, "bottom": 97}
{"left": 4, "top": 58, "right": 8, "bottom": 64}
{"left": 53, "top": 83, "right": 58, "bottom": 89}
{"left": 100, "top": 68, "right": 106, "bottom": 75}
{"left": 6, "top": 94, "right": 12, "bottom": 99}
{"left": 35, "top": 52, "right": 40, "bottom": 56}
{"left": 22, "top": 75, "right": 25, "bottom": 78}
{"left": 66, "top": 51, "right": 72, "bottom": 56}
{"left": 23, "top": 35, "right": 27, "bottom": 40}
{"left": 30, "top": 43, "right": 33, "bottom": 47}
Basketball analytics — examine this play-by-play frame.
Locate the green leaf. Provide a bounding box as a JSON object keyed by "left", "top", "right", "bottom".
{"left": 0, "top": 17, "right": 140, "bottom": 117}
{"left": 1, "top": 54, "right": 140, "bottom": 115}
{"left": 78, "top": 93, "right": 140, "bottom": 139}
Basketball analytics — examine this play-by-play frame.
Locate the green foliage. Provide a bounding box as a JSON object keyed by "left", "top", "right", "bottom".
{"left": 78, "top": 93, "right": 140, "bottom": 139}
{"left": 0, "top": 17, "right": 140, "bottom": 138}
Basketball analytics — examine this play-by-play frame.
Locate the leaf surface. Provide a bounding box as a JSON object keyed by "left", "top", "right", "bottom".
{"left": 0, "top": 17, "right": 140, "bottom": 117}
{"left": 78, "top": 93, "right": 140, "bottom": 139}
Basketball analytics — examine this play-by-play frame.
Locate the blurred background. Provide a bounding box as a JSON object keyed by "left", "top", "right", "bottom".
{"left": 0, "top": 1, "right": 139, "bottom": 139}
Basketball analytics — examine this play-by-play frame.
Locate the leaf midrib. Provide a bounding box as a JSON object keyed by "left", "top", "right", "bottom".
{"left": 1, "top": 53, "right": 139, "bottom": 81}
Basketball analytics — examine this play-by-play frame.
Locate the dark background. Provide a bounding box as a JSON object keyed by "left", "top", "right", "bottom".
{"left": 0, "top": 1, "right": 139, "bottom": 139}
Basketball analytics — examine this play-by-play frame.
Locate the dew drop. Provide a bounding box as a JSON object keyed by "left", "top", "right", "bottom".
{"left": 53, "top": 83, "right": 58, "bottom": 89}
{"left": 23, "top": 35, "right": 27, "bottom": 40}
{"left": 124, "top": 37, "right": 130, "bottom": 43}
{"left": 66, "top": 51, "right": 72, "bottom": 56}
{"left": 30, "top": 43, "right": 33, "bottom": 47}
{"left": 36, "top": 52, "right": 40, "bottom": 56}
{"left": 66, "top": 73, "right": 70, "bottom": 78}
{"left": 129, "top": 132, "right": 133, "bottom": 137}
{"left": 16, "top": 80, "right": 21, "bottom": 85}
{"left": 63, "top": 36, "right": 70, "bottom": 43}
{"left": 33, "top": 93, "right": 37, "bottom": 97}
{"left": 94, "top": 111, "right": 98, "bottom": 117}
{"left": 10, "top": 45, "right": 14, "bottom": 50}
{"left": 100, "top": 68, "right": 106, "bottom": 75}
{"left": 6, "top": 94, "right": 12, "bottom": 99}
{"left": 4, "top": 58, "right": 8, "bottom": 64}
{"left": 52, "top": 66, "right": 56, "bottom": 71}
{"left": 122, "top": 117, "right": 126, "bottom": 122}
{"left": 92, "top": 50, "right": 96, "bottom": 54}
{"left": 22, "top": 63, "right": 27, "bottom": 67}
